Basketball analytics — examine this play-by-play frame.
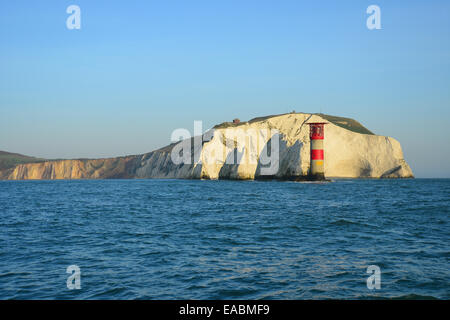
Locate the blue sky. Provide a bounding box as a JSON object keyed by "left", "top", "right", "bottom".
{"left": 0, "top": 0, "right": 449, "bottom": 177}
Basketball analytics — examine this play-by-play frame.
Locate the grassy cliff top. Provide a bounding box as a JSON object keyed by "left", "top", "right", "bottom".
{"left": 0, "top": 151, "right": 46, "bottom": 171}
{"left": 317, "top": 113, "right": 374, "bottom": 135}
{"left": 214, "top": 112, "right": 374, "bottom": 135}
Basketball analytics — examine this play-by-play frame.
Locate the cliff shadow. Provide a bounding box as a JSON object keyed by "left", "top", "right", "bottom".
{"left": 218, "top": 147, "right": 245, "bottom": 179}
{"left": 255, "top": 134, "right": 303, "bottom": 180}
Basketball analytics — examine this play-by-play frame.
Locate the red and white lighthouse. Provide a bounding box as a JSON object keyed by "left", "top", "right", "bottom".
{"left": 308, "top": 122, "right": 327, "bottom": 180}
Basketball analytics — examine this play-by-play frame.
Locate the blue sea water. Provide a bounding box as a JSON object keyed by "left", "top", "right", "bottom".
{"left": 0, "top": 179, "right": 448, "bottom": 300}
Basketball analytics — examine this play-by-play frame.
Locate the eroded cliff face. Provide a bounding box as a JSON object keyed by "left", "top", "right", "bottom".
{"left": 4, "top": 156, "right": 143, "bottom": 180}
{"left": 0, "top": 113, "right": 414, "bottom": 180}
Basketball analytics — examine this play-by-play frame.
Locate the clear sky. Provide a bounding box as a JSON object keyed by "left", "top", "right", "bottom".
{"left": 0, "top": 0, "right": 449, "bottom": 178}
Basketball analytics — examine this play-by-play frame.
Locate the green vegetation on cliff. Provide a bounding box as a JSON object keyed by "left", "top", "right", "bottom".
{"left": 214, "top": 112, "right": 374, "bottom": 135}
{"left": 317, "top": 113, "right": 374, "bottom": 135}
{"left": 0, "top": 151, "right": 45, "bottom": 171}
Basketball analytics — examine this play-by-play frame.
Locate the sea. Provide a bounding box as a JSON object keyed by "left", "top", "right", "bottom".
{"left": 0, "top": 179, "right": 448, "bottom": 299}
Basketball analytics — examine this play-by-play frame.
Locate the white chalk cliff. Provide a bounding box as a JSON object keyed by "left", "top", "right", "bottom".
{"left": 1, "top": 113, "right": 414, "bottom": 180}
{"left": 135, "top": 113, "right": 413, "bottom": 179}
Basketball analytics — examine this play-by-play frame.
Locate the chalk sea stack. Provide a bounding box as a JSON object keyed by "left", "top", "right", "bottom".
{"left": 0, "top": 113, "right": 414, "bottom": 180}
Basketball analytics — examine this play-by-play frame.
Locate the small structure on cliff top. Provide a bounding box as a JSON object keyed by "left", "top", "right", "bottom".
{"left": 233, "top": 118, "right": 240, "bottom": 124}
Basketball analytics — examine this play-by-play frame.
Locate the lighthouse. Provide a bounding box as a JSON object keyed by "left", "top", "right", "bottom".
{"left": 308, "top": 122, "right": 327, "bottom": 180}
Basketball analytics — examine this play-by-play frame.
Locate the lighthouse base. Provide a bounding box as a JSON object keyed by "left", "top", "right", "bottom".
{"left": 307, "top": 173, "right": 326, "bottom": 181}
{"left": 286, "top": 173, "right": 329, "bottom": 182}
